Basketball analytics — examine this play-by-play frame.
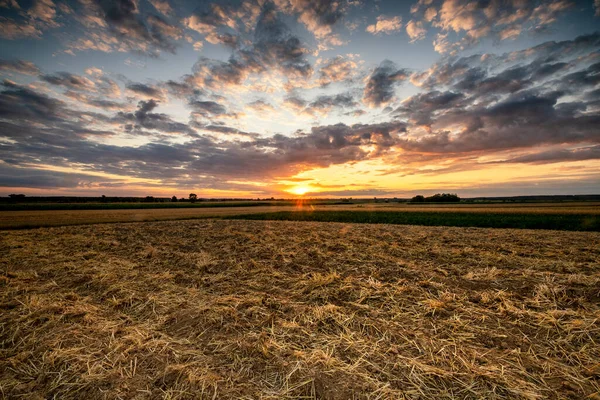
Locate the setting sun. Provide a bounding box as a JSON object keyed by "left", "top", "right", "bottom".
{"left": 288, "top": 186, "right": 312, "bottom": 196}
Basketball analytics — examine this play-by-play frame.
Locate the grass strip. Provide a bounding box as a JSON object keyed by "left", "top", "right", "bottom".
{"left": 226, "top": 210, "right": 600, "bottom": 231}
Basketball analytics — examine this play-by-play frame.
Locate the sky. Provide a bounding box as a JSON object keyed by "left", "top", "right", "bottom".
{"left": 0, "top": 0, "right": 599, "bottom": 198}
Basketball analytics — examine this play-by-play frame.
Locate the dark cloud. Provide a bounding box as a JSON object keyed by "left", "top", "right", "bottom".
{"left": 283, "top": 94, "right": 307, "bottom": 111}
{"left": 0, "top": 82, "right": 406, "bottom": 185}
{"left": 63, "top": 91, "right": 127, "bottom": 110}
{"left": 188, "top": 121, "right": 406, "bottom": 178}
{"left": 190, "top": 1, "right": 313, "bottom": 91}
{"left": 393, "top": 33, "right": 600, "bottom": 156}
{"left": 193, "top": 123, "right": 259, "bottom": 138}
{"left": 251, "top": 2, "right": 312, "bottom": 78}
{"left": 115, "top": 99, "right": 197, "bottom": 135}
{"left": 343, "top": 109, "right": 367, "bottom": 117}
{"left": 41, "top": 72, "right": 96, "bottom": 91}
{"left": 499, "top": 146, "right": 600, "bottom": 164}
{"left": 0, "top": 164, "right": 117, "bottom": 189}
{"left": 397, "top": 90, "right": 600, "bottom": 153}
{"left": 305, "top": 93, "right": 358, "bottom": 116}
{"left": 247, "top": 99, "right": 275, "bottom": 113}
{"left": 189, "top": 100, "right": 228, "bottom": 116}
{"left": 92, "top": 0, "right": 180, "bottom": 53}
{"left": 165, "top": 79, "right": 200, "bottom": 98}
{"left": 559, "top": 62, "right": 600, "bottom": 91}
{"left": 126, "top": 82, "right": 165, "bottom": 100}
{"left": 0, "top": 82, "right": 67, "bottom": 123}
{"left": 363, "top": 60, "right": 409, "bottom": 107}
{"left": 394, "top": 90, "right": 465, "bottom": 127}
{"left": 0, "top": 59, "right": 40, "bottom": 75}
{"left": 417, "top": 32, "right": 600, "bottom": 90}
{"left": 192, "top": 56, "right": 251, "bottom": 88}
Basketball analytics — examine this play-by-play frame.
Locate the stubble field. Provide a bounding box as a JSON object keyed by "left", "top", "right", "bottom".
{"left": 1, "top": 219, "right": 599, "bottom": 399}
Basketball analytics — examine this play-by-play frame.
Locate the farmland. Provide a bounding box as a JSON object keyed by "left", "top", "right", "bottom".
{"left": 228, "top": 210, "right": 600, "bottom": 231}
{"left": 1, "top": 219, "right": 599, "bottom": 399}
{"left": 1, "top": 201, "right": 599, "bottom": 230}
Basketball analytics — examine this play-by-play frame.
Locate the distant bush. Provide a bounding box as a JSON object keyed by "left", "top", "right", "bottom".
{"left": 411, "top": 193, "right": 460, "bottom": 203}
{"left": 8, "top": 194, "right": 26, "bottom": 203}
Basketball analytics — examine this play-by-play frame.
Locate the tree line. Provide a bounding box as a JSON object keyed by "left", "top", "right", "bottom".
{"left": 410, "top": 193, "right": 461, "bottom": 203}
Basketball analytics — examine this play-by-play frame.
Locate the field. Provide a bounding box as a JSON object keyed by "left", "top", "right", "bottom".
{"left": 1, "top": 219, "right": 599, "bottom": 399}
{"left": 228, "top": 210, "right": 600, "bottom": 231}
{"left": 1, "top": 202, "right": 599, "bottom": 230}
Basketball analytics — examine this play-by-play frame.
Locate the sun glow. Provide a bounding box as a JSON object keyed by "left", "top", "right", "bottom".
{"left": 288, "top": 186, "right": 311, "bottom": 195}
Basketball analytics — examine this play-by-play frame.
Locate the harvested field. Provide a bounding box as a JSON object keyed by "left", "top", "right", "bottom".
{"left": 0, "top": 205, "right": 299, "bottom": 230}
{"left": 1, "top": 220, "right": 599, "bottom": 399}
{"left": 1, "top": 202, "right": 598, "bottom": 230}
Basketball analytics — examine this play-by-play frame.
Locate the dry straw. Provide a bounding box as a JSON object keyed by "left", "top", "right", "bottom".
{"left": 1, "top": 220, "right": 599, "bottom": 399}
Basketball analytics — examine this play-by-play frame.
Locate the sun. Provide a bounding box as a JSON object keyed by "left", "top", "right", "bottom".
{"left": 288, "top": 186, "right": 311, "bottom": 196}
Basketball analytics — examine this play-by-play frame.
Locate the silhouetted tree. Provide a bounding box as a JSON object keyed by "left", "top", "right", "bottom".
{"left": 171, "top": 196, "right": 178, "bottom": 202}
{"left": 189, "top": 193, "right": 197, "bottom": 203}
{"left": 410, "top": 193, "right": 460, "bottom": 203}
{"left": 145, "top": 196, "right": 154, "bottom": 203}
{"left": 8, "top": 194, "right": 26, "bottom": 203}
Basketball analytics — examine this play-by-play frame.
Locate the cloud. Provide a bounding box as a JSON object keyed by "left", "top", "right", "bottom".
{"left": 0, "top": 0, "right": 62, "bottom": 39}
{"left": 406, "top": 20, "right": 426, "bottom": 42}
{"left": 363, "top": 60, "right": 409, "bottom": 107}
{"left": 0, "top": 164, "right": 118, "bottom": 189}
{"left": 282, "top": 94, "right": 307, "bottom": 112}
{"left": 165, "top": 79, "right": 199, "bottom": 99}
{"left": 41, "top": 72, "right": 97, "bottom": 91}
{"left": 304, "top": 93, "right": 358, "bottom": 116}
{"left": 247, "top": 99, "right": 275, "bottom": 114}
{"left": 66, "top": 0, "right": 182, "bottom": 56}
{"left": 189, "top": 100, "right": 226, "bottom": 115}
{"left": 343, "top": 109, "right": 367, "bottom": 117}
{"left": 115, "top": 99, "right": 196, "bottom": 135}
{"left": 126, "top": 82, "right": 166, "bottom": 101}
{"left": 388, "top": 33, "right": 600, "bottom": 160}
{"left": 413, "top": 33, "right": 600, "bottom": 91}
{"left": 251, "top": 2, "right": 312, "bottom": 78}
{"left": 0, "top": 82, "right": 406, "bottom": 185}
{"left": 187, "top": 2, "right": 314, "bottom": 95}
{"left": 194, "top": 123, "right": 259, "bottom": 138}
{"left": 189, "top": 99, "right": 230, "bottom": 118}
{"left": 366, "top": 15, "right": 402, "bottom": 35}
{"left": 189, "top": 121, "right": 407, "bottom": 178}
{"left": 499, "top": 146, "right": 600, "bottom": 164}
{"left": 0, "top": 59, "right": 40, "bottom": 75}
{"left": 275, "top": 0, "right": 347, "bottom": 39}
{"left": 0, "top": 17, "right": 42, "bottom": 39}
{"left": 27, "top": 0, "right": 58, "bottom": 25}
{"left": 317, "top": 55, "right": 359, "bottom": 87}
{"left": 63, "top": 91, "right": 127, "bottom": 111}
{"left": 149, "top": 0, "right": 172, "bottom": 16}
{"left": 0, "top": 81, "right": 68, "bottom": 123}
{"left": 184, "top": 2, "right": 237, "bottom": 35}
{"left": 411, "top": 0, "right": 575, "bottom": 54}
